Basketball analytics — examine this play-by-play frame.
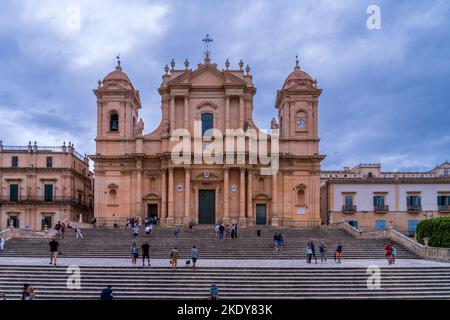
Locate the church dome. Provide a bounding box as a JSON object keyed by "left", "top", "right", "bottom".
{"left": 103, "top": 65, "right": 131, "bottom": 83}
{"left": 282, "top": 58, "right": 316, "bottom": 90}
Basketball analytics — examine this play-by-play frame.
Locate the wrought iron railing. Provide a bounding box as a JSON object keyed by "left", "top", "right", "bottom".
{"left": 342, "top": 205, "right": 356, "bottom": 213}
{"left": 407, "top": 205, "right": 422, "bottom": 212}
{"left": 438, "top": 205, "right": 450, "bottom": 212}
{"left": 0, "top": 196, "right": 92, "bottom": 208}
{"left": 374, "top": 205, "right": 389, "bottom": 213}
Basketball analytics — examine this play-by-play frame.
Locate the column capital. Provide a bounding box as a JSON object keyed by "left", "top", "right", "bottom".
{"left": 168, "top": 167, "right": 174, "bottom": 173}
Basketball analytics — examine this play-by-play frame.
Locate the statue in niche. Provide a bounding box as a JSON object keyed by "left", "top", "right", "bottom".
{"left": 161, "top": 120, "right": 170, "bottom": 136}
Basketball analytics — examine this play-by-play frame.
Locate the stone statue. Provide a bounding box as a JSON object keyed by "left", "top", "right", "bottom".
{"left": 271, "top": 117, "right": 279, "bottom": 129}
{"left": 161, "top": 120, "right": 170, "bottom": 136}
{"left": 136, "top": 118, "right": 144, "bottom": 135}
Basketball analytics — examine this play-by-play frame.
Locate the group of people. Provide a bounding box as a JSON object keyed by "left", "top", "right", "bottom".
{"left": 306, "top": 241, "right": 329, "bottom": 264}
{"left": 215, "top": 224, "right": 239, "bottom": 240}
{"left": 130, "top": 241, "right": 151, "bottom": 266}
{"left": 273, "top": 233, "right": 285, "bottom": 250}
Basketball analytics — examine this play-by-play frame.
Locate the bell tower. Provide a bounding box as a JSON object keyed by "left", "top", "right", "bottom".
{"left": 275, "top": 56, "right": 321, "bottom": 156}
{"left": 94, "top": 57, "right": 141, "bottom": 155}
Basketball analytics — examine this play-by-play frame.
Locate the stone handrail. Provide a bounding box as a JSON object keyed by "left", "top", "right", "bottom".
{"left": 325, "top": 222, "right": 450, "bottom": 262}
{"left": 388, "top": 228, "right": 450, "bottom": 262}
{"left": 0, "top": 227, "right": 56, "bottom": 240}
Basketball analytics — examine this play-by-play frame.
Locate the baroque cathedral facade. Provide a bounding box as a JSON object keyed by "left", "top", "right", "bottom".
{"left": 91, "top": 53, "right": 324, "bottom": 227}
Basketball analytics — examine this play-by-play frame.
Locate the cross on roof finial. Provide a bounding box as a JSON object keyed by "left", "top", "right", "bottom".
{"left": 116, "top": 54, "right": 121, "bottom": 69}
{"left": 202, "top": 34, "right": 213, "bottom": 61}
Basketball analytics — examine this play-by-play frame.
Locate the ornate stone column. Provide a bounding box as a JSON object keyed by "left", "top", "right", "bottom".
{"left": 167, "top": 167, "right": 174, "bottom": 225}
{"left": 183, "top": 168, "right": 190, "bottom": 223}
{"left": 225, "top": 94, "right": 230, "bottom": 129}
{"left": 239, "top": 168, "right": 246, "bottom": 226}
{"left": 184, "top": 95, "right": 189, "bottom": 131}
{"left": 239, "top": 95, "right": 244, "bottom": 128}
{"left": 161, "top": 168, "right": 167, "bottom": 219}
{"left": 170, "top": 95, "right": 175, "bottom": 132}
{"left": 223, "top": 167, "right": 230, "bottom": 224}
{"left": 271, "top": 172, "right": 279, "bottom": 226}
{"left": 247, "top": 168, "right": 253, "bottom": 225}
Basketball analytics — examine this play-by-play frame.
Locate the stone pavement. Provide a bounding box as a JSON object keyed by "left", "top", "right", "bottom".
{"left": 0, "top": 257, "right": 449, "bottom": 268}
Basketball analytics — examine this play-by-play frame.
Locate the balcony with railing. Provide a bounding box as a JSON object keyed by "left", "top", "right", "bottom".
{"left": 407, "top": 205, "right": 422, "bottom": 213}
{"left": 438, "top": 205, "right": 450, "bottom": 213}
{"left": 342, "top": 205, "right": 356, "bottom": 213}
{"left": 0, "top": 141, "right": 87, "bottom": 162}
{"left": 374, "top": 205, "right": 389, "bottom": 213}
{"left": 0, "top": 196, "right": 92, "bottom": 210}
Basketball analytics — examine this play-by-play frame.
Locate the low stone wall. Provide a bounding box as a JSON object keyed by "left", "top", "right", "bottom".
{"left": 0, "top": 227, "right": 56, "bottom": 240}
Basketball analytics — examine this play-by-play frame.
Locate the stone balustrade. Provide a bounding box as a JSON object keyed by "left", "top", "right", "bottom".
{"left": 0, "top": 227, "right": 56, "bottom": 240}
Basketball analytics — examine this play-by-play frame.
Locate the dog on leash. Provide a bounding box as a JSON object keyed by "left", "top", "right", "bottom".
{"left": 185, "top": 260, "right": 191, "bottom": 267}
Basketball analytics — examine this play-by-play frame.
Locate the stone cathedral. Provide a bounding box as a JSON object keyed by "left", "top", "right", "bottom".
{"left": 92, "top": 49, "right": 324, "bottom": 227}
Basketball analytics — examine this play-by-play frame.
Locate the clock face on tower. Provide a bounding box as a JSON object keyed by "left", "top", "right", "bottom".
{"left": 296, "top": 119, "right": 305, "bottom": 128}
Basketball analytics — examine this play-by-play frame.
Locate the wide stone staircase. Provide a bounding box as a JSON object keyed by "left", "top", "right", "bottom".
{"left": 1, "top": 265, "right": 449, "bottom": 299}
{"left": 0, "top": 226, "right": 418, "bottom": 259}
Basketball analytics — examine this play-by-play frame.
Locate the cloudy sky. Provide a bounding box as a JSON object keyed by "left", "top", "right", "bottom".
{"left": 0, "top": 0, "right": 449, "bottom": 171}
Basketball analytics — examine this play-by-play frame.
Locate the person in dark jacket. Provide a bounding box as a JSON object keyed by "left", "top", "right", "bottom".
{"left": 100, "top": 285, "right": 113, "bottom": 300}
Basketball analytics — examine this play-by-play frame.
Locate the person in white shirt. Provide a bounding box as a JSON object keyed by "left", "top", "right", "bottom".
{"left": 0, "top": 236, "right": 5, "bottom": 251}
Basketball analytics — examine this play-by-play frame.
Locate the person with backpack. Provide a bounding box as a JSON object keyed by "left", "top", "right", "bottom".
{"left": 100, "top": 285, "right": 113, "bottom": 300}
{"left": 131, "top": 242, "right": 139, "bottom": 266}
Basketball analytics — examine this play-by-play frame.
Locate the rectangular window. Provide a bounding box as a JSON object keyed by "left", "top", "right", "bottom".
{"left": 46, "top": 157, "right": 53, "bottom": 168}
{"left": 373, "top": 195, "right": 385, "bottom": 207}
{"left": 9, "top": 184, "right": 19, "bottom": 201}
{"left": 44, "top": 184, "right": 53, "bottom": 202}
{"left": 344, "top": 195, "right": 353, "bottom": 207}
{"left": 375, "top": 220, "right": 387, "bottom": 230}
{"left": 437, "top": 196, "right": 450, "bottom": 206}
{"left": 407, "top": 195, "right": 421, "bottom": 206}
{"left": 11, "top": 156, "right": 18, "bottom": 168}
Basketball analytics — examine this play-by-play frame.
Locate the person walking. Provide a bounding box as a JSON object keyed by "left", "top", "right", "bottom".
{"left": 306, "top": 242, "right": 312, "bottom": 263}
{"left": 170, "top": 247, "right": 180, "bottom": 270}
{"left": 209, "top": 283, "right": 219, "bottom": 300}
{"left": 21, "top": 284, "right": 35, "bottom": 300}
{"left": 234, "top": 224, "right": 239, "bottom": 238}
{"left": 392, "top": 245, "right": 397, "bottom": 264}
{"left": 91, "top": 217, "right": 97, "bottom": 229}
{"left": 310, "top": 241, "right": 318, "bottom": 264}
{"left": 76, "top": 227, "right": 83, "bottom": 239}
{"left": 142, "top": 241, "right": 151, "bottom": 267}
{"left": 133, "top": 225, "right": 139, "bottom": 238}
{"left": 188, "top": 219, "right": 194, "bottom": 232}
{"left": 256, "top": 229, "right": 261, "bottom": 238}
{"left": 274, "top": 233, "right": 280, "bottom": 251}
{"left": 131, "top": 242, "right": 139, "bottom": 266}
{"left": 230, "top": 224, "right": 236, "bottom": 239}
{"left": 385, "top": 242, "right": 394, "bottom": 265}
{"left": 319, "top": 242, "right": 327, "bottom": 263}
{"left": 0, "top": 236, "right": 5, "bottom": 251}
{"left": 335, "top": 241, "right": 342, "bottom": 263}
{"left": 215, "top": 224, "right": 220, "bottom": 239}
{"left": 225, "top": 225, "right": 231, "bottom": 239}
{"left": 55, "top": 221, "right": 62, "bottom": 239}
{"left": 174, "top": 225, "right": 181, "bottom": 237}
{"left": 49, "top": 238, "right": 59, "bottom": 265}
{"left": 145, "top": 223, "right": 153, "bottom": 236}
{"left": 100, "top": 285, "right": 113, "bottom": 300}
{"left": 278, "top": 233, "right": 284, "bottom": 251}
{"left": 191, "top": 246, "right": 199, "bottom": 270}
{"left": 219, "top": 224, "right": 225, "bottom": 240}
{"left": 61, "top": 222, "right": 66, "bottom": 239}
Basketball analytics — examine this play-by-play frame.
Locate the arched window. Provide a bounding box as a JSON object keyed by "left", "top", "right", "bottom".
{"left": 201, "top": 113, "right": 213, "bottom": 136}
{"left": 295, "top": 111, "right": 306, "bottom": 130}
{"left": 110, "top": 113, "right": 119, "bottom": 131}
{"left": 296, "top": 189, "right": 306, "bottom": 206}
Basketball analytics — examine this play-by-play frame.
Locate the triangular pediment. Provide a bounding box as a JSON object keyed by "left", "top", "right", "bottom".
{"left": 168, "top": 63, "right": 247, "bottom": 87}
